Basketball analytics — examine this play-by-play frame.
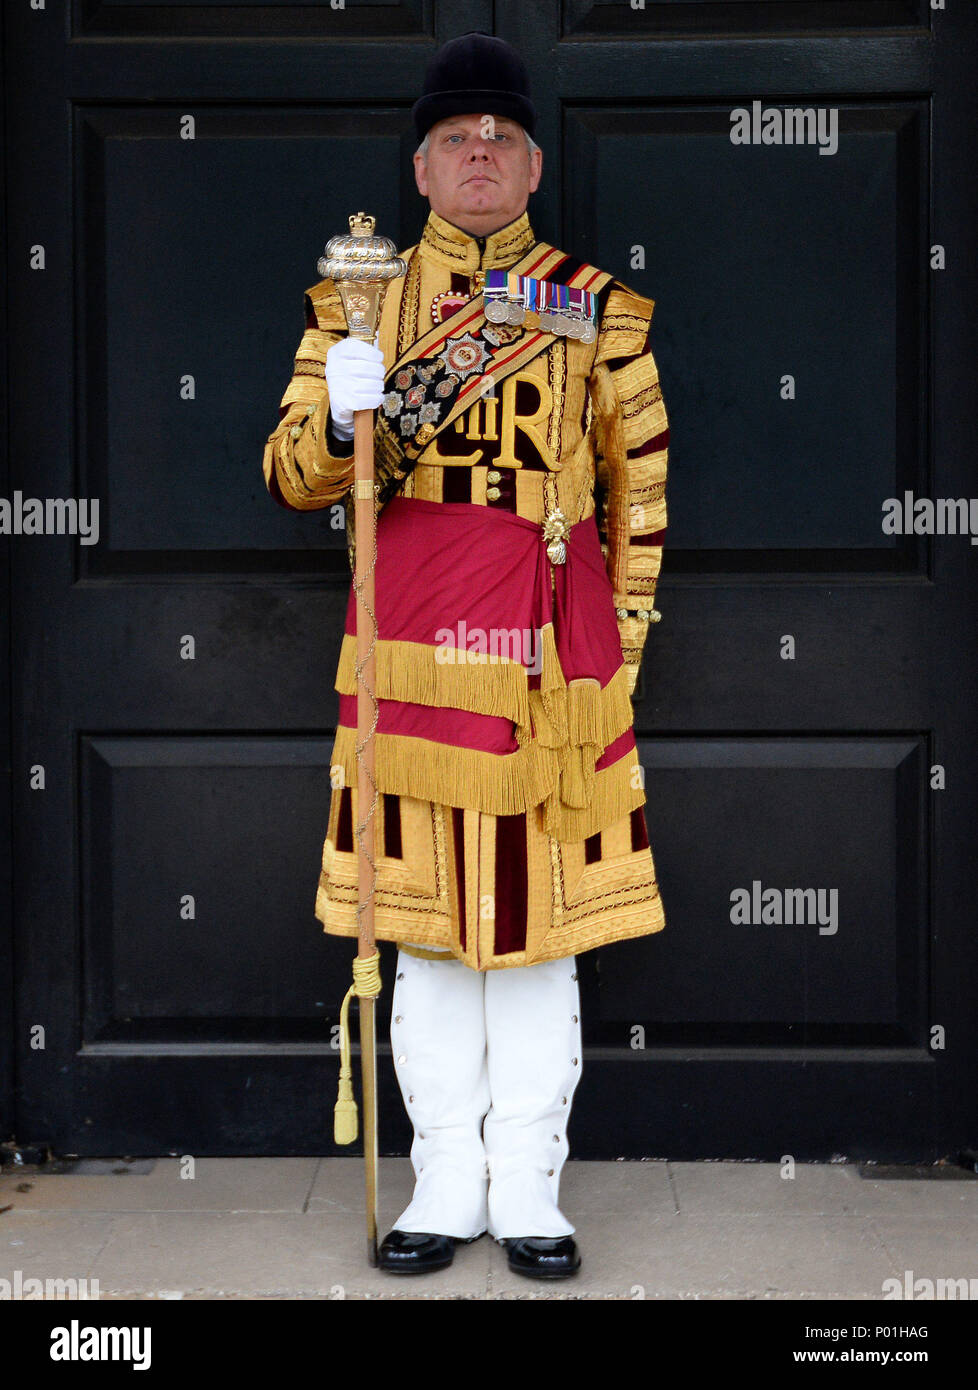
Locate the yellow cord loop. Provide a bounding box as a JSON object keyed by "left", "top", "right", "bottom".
{"left": 333, "top": 950, "right": 383, "bottom": 1145}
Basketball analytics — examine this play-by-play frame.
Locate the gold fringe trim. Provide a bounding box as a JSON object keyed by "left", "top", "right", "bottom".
{"left": 541, "top": 743, "right": 647, "bottom": 843}
{"left": 328, "top": 725, "right": 646, "bottom": 844}
{"left": 335, "top": 620, "right": 635, "bottom": 756}
{"left": 535, "top": 662, "right": 634, "bottom": 753}
{"left": 329, "top": 723, "right": 559, "bottom": 817}
{"left": 335, "top": 633, "right": 533, "bottom": 746}
{"left": 330, "top": 617, "right": 644, "bottom": 841}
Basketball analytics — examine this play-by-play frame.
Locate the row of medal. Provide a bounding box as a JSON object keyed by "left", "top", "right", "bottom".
{"left": 483, "top": 269, "right": 598, "bottom": 342}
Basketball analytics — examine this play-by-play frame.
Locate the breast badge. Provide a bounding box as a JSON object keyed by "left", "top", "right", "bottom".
{"left": 430, "top": 291, "right": 471, "bottom": 325}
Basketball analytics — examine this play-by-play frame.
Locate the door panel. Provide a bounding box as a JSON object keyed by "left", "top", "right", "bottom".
{"left": 6, "top": 0, "right": 977, "bottom": 1159}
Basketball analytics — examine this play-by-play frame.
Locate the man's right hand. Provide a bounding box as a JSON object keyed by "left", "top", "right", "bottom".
{"left": 324, "top": 337, "right": 386, "bottom": 440}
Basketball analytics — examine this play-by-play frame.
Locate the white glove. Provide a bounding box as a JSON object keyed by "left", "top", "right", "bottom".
{"left": 324, "top": 337, "right": 386, "bottom": 440}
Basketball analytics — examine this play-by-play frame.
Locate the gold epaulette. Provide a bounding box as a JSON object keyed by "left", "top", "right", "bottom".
{"left": 593, "top": 282, "right": 655, "bottom": 367}
{"left": 302, "top": 278, "right": 347, "bottom": 331}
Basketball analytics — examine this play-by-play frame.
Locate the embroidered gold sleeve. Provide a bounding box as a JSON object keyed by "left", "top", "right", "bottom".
{"left": 261, "top": 280, "right": 357, "bottom": 511}
{"left": 590, "top": 283, "right": 669, "bottom": 698}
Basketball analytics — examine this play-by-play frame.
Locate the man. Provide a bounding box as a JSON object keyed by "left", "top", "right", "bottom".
{"left": 262, "top": 32, "right": 669, "bottom": 1279}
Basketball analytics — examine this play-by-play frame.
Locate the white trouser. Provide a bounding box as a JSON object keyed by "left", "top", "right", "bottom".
{"left": 388, "top": 951, "right": 490, "bottom": 1239}
{"left": 389, "top": 948, "right": 582, "bottom": 1240}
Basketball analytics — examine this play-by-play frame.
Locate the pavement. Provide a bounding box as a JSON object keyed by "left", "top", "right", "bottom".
{"left": 1, "top": 1157, "right": 977, "bottom": 1300}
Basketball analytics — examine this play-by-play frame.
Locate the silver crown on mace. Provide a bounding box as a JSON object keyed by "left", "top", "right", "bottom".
{"left": 318, "top": 212, "right": 407, "bottom": 341}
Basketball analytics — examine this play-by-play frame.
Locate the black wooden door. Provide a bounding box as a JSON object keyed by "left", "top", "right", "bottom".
{"left": 6, "top": 0, "right": 977, "bottom": 1161}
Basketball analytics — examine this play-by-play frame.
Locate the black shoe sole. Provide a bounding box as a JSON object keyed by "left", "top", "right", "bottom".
{"left": 507, "top": 1263, "right": 581, "bottom": 1280}
{"left": 377, "top": 1258, "right": 455, "bottom": 1275}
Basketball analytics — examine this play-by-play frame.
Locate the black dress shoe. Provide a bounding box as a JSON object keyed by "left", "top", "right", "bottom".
{"left": 504, "top": 1235, "right": 581, "bottom": 1279}
{"left": 378, "top": 1228, "right": 482, "bottom": 1274}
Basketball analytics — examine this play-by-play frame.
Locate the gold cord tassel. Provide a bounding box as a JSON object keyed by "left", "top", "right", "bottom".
{"left": 333, "top": 950, "right": 383, "bottom": 1145}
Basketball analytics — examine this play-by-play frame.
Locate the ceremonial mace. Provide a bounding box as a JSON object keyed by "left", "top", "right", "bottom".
{"left": 319, "top": 214, "right": 406, "bottom": 1265}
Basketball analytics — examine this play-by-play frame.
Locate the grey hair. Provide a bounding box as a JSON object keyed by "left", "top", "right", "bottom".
{"left": 415, "top": 126, "right": 541, "bottom": 160}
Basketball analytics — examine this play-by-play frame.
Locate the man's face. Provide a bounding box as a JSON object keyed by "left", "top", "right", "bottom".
{"left": 413, "top": 112, "right": 543, "bottom": 237}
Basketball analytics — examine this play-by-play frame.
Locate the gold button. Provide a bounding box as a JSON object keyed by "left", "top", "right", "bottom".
{"left": 616, "top": 607, "right": 628, "bottom": 620}
{"left": 415, "top": 422, "right": 435, "bottom": 446}
{"left": 487, "top": 470, "right": 501, "bottom": 483}
{"left": 289, "top": 423, "right": 303, "bottom": 439}
{"left": 650, "top": 608, "right": 663, "bottom": 623}
{"left": 486, "top": 485, "right": 501, "bottom": 501}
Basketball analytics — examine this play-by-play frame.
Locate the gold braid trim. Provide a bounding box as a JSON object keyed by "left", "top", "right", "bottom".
{"left": 398, "top": 943, "right": 457, "bottom": 961}
{"left": 547, "top": 336, "right": 567, "bottom": 461}
{"left": 490, "top": 220, "right": 537, "bottom": 260}
{"left": 397, "top": 248, "right": 422, "bottom": 358}
{"left": 620, "top": 380, "right": 664, "bottom": 422}
{"left": 421, "top": 218, "right": 472, "bottom": 264}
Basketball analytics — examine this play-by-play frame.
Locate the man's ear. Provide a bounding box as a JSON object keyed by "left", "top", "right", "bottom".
{"left": 414, "top": 151, "right": 428, "bottom": 197}
{"left": 528, "top": 147, "right": 543, "bottom": 195}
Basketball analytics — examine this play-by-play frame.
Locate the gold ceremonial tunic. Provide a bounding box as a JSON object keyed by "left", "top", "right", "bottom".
{"left": 262, "top": 210, "right": 669, "bottom": 970}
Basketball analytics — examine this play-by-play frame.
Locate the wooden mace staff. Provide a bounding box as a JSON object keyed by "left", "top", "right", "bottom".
{"left": 319, "top": 213, "right": 406, "bottom": 1265}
